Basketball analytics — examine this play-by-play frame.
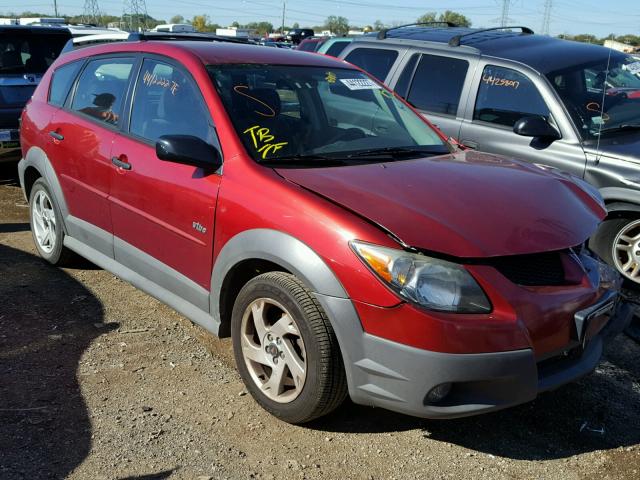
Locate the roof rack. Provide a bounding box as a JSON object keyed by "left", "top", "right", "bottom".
{"left": 128, "top": 31, "right": 246, "bottom": 44}
{"left": 377, "top": 22, "right": 458, "bottom": 40}
{"left": 448, "top": 26, "right": 534, "bottom": 47}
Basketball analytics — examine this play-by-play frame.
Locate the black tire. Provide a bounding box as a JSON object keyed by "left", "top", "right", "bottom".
{"left": 231, "top": 272, "right": 348, "bottom": 424}
{"left": 29, "top": 178, "right": 74, "bottom": 266}
{"left": 590, "top": 216, "right": 640, "bottom": 289}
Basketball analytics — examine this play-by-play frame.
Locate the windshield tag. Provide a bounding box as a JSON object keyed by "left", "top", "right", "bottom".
{"left": 623, "top": 62, "right": 640, "bottom": 75}
{"left": 339, "top": 78, "right": 381, "bottom": 91}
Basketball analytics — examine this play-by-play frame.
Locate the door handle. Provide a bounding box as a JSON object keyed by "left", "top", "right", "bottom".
{"left": 49, "top": 131, "right": 64, "bottom": 141}
{"left": 111, "top": 156, "right": 132, "bottom": 170}
{"left": 460, "top": 140, "right": 478, "bottom": 149}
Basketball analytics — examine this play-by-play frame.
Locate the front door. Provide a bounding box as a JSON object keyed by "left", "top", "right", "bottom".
{"left": 52, "top": 56, "right": 137, "bottom": 257}
{"left": 458, "top": 63, "right": 587, "bottom": 178}
{"left": 108, "top": 57, "right": 221, "bottom": 310}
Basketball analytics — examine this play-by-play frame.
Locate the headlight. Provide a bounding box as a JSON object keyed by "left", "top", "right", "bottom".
{"left": 351, "top": 241, "right": 491, "bottom": 313}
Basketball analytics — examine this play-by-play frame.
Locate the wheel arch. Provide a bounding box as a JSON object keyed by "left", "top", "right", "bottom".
{"left": 210, "top": 229, "right": 349, "bottom": 338}
{"left": 19, "top": 147, "right": 69, "bottom": 226}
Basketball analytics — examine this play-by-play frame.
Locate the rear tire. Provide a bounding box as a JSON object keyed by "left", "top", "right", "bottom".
{"left": 231, "top": 272, "right": 347, "bottom": 424}
{"left": 29, "top": 178, "right": 74, "bottom": 266}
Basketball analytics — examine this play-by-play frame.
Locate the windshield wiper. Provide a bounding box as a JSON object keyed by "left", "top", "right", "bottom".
{"left": 260, "top": 154, "right": 348, "bottom": 167}
{"left": 599, "top": 124, "right": 640, "bottom": 135}
{"left": 346, "top": 146, "right": 450, "bottom": 159}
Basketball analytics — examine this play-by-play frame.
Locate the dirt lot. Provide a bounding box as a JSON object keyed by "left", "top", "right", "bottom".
{"left": 1, "top": 163, "right": 639, "bottom": 480}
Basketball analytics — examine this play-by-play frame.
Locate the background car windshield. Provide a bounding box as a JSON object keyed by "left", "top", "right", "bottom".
{"left": 0, "top": 32, "right": 67, "bottom": 74}
{"left": 207, "top": 65, "right": 447, "bottom": 163}
{"left": 547, "top": 53, "right": 640, "bottom": 140}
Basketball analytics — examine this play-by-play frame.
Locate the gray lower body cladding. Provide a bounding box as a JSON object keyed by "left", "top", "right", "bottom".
{"left": 314, "top": 293, "right": 630, "bottom": 419}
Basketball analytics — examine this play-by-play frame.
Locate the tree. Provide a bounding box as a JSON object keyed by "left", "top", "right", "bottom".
{"left": 292, "top": 22, "right": 299, "bottom": 29}
{"left": 191, "top": 14, "right": 215, "bottom": 32}
{"left": 169, "top": 15, "right": 185, "bottom": 24}
{"left": 246, "top": 21, "right": 273, "bottom": 35}
{"left": 416, "top": 10, "right": 471, "bottom": 28}
{"left": 325, "top": 15, "right": 349, "bottom": 35}
{"left": 373, "top": 19, "right": 385, "bottom": 31}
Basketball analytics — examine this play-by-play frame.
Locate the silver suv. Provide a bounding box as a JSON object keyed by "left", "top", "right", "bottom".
{"left": 339, "top": 25, "right": 640, "bottom": 285}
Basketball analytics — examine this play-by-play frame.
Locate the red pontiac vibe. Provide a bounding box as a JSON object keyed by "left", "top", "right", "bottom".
{"left": 18, "top": 37, "right": 631, "bottom": 424}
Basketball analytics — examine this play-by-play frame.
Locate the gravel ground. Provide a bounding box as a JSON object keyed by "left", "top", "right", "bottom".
{"left": 0, "top": 163, "right": 639, "bottom": 480}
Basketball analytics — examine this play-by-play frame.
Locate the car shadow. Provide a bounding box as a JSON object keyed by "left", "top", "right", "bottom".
{"left": 0, "top": 161, "right": 19, "bottom": 186}
{"left": 312, "top": 336, "right": 640, "bottom": 460}
{"left": 0, "top": 222, "right": 30, "bottom": 233}
{"left": 0, "top": 243, "right": 117, "bottom": 478}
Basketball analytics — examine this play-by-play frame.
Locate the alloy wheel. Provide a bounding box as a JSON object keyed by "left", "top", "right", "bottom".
{"left": 613, "top": 219, "right": 640, "bottom": 282}
{"left": 31, "top": 189, "right": 57, "bottom": 254}
{"left": 240, "top": 298, "right": 307, "bottom": 403}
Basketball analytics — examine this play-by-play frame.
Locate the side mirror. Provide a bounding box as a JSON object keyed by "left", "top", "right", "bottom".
{"left": 156, "top": 135, "right": 222, "bottom": 171}
{"left": 513, "top": 116, "right": 561, "bottom": 140}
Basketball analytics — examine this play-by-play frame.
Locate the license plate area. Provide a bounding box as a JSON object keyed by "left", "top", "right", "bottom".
{"left": 574, "top": 292, "right": 617, "bottom": 347}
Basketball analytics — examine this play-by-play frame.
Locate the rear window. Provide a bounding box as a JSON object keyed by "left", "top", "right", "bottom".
{"left": 48, "top": 61, "right": 83, "bottom": 107}
{"left": 0, "top": 32, "right": 69, "bottom": 74}
{"left": 344, "top": 48, "right": 398, "bottom": 82}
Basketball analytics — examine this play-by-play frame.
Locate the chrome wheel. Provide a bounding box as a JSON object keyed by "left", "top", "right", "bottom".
{"left": 613, "top": 219, "right": 640, "bottom": 282}
{"left": 240, "top": 298, "right": 307, "bottom": 403}
{"left": 31, "top": 189, "right": 57, "bottom": 254}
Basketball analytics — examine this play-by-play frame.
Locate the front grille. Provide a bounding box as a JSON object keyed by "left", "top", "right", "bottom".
{"left": 488, "top": 250, "right": 567, "bottom": 286}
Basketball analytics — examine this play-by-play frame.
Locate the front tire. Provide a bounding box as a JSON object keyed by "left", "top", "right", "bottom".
{"left": 231, "top": 272, "right": 347, "bottom": 424}
{"left": 29, "top": 178, "right": 73, "bottom": 265}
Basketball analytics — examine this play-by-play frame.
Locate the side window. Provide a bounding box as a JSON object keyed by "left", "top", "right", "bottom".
{"left": 130, "top": 58, "right": 212, "bottom": 144}
{"left": 48, "top": 61, "right": 83, "bottom": 107}
{"left": 474, "top": 65, "right": 550, "bottom": 127}
{"left": 394, "top": 53, "right": 420, "bottom": 98}
{"left": 325, "top": 41, "right": 350, "bottom": 58}
{"left": 71, "top": 58, "right": 135, "bottom": 125}
{"left": 406, "top": 55, "right": 468, "bottom": 116}
{"left": 344, "top": 48, "right": 398, "bottom": 81}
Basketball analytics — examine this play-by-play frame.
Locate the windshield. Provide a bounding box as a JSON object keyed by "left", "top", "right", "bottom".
{"left": 547, "top": 52, "right": 640, "bottom": 141}
{"left": 0, "top": 33, "right": 68, "bottom": 74}
{"left": 207, "top": 64, "right": 449, "bottom": 165}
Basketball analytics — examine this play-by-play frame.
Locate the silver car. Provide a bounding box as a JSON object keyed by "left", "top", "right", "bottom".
{"left": 339, "top": 25, "right": 640, "bottom": 285}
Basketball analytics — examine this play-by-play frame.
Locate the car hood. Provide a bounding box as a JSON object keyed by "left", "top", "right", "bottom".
{"left": 276, "top": 150, "right": 606, "bottom": 258}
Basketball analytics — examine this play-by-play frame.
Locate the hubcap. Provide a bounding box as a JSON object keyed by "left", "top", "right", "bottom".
{"left": 240, "top": 298, "right": 307, "bottom": 403}
{"left": 613, "top": 219, "right": 640, "bottom": 283}
{"left": 31, "top": 190, "right": 57, "bottom": 254}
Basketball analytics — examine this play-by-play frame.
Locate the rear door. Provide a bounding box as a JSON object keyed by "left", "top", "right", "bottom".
{"left": 458, "top": 62, "right": 587, "bottom": 177}
{"left": 390, "top": 51, "right": 474, "bottom": 140}
{"left": 50, "top": 55, "right": 137, "bottom": 257}
{"left": 0, "top": 28, "right": 69, "bottom": 159}
{"left": 108, "top": 56, "right": 221, "bottom": 309}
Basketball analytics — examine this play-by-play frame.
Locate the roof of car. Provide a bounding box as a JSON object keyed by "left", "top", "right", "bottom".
{"left": 63, "top": 39, "right": 354, "bottom": 69}
{"left": 0, "top": 24, "right": 71, "bottom": 35}
{"left": 360, "top": 26, "right": 619, "bottom": 74}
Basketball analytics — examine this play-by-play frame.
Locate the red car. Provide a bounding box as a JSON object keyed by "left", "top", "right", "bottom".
{"left": 18, "top": 37, "right": 631, "bottom": 424}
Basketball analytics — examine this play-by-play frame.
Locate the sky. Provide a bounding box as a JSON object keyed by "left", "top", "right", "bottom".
{"left": 1, "top": 0, "right": 638, "bottom": 37}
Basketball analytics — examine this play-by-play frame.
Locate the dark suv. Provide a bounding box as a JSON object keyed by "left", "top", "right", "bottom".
{"left": 339, "top": 26, "right": 640, "bottom": 285}
{"left": 0, "top": 25, "right": 71, "bottom": 162}
{"left": 286, "top": 28, "right": 314, "bottom": 45}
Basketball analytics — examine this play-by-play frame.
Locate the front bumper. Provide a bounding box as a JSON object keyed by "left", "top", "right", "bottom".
{"left": 315, "top": 293, "right": 632, "bottom": 420}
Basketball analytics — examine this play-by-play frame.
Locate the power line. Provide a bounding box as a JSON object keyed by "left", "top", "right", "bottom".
{"left": 500, "top": 0, "right": 511, "bottom": 27}
{"left": 122, "top": 0, "right": 148, "bottom": 31}
{"left": 541, "top": 0, "right": 552, "bottom": 35}
{"left": 82, "top": 0, "right": 101, "bottom": 24}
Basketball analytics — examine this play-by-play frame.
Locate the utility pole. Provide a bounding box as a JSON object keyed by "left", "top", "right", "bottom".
{"left": 281, "top": 0, "right": 286, "bottom": 36}
{"left": 541, "top": 0, "right": 553, "bottom": 35}
{"left": 123, "top": 0, "right": 148, "bottom": 32}
{"left": 53, "top": 0, "right": 58, "bottom": 17}
{"left": 500, "top": 0, "right": 511, "bottom": 27}
{"left": 82, "top": 0, "right": 102, "bottom": 25}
